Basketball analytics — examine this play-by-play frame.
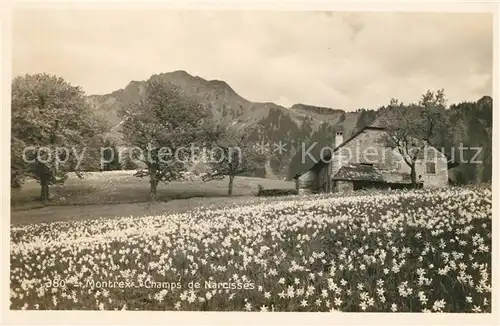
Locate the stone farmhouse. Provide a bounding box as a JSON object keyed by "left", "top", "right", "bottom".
{"left": 293, "top": 125, "right": 454, "bottom": 194}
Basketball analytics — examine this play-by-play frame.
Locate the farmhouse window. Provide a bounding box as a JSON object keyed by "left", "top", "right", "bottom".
{"left": 426, "top": 162, "right": 436, "bottom": 174}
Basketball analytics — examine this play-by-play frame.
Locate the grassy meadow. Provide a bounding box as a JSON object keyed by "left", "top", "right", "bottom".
{"left": 11, "top": 170, "right": 295, "bottom": 224}
{"left": 12, "top": 170, "right": 296, "bottom": 208}
{"left": 10, "top": 184, "right": 492, "bottom": 312}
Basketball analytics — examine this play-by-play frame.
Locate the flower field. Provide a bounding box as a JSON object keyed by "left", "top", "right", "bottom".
{"left": 10, "top": 185, "right": 492, "bottom": 312}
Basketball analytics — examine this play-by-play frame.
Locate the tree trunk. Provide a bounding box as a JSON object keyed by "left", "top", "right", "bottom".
{"left": 410, "top": 164, "right": 417, "bottom": 189}
{"left": 228, "top": 175, "right": 235, "bottom": 196}
{"left": 40, "top": 180, "right": 49, "bottom": 203}
{"left": 149, "top": 168, "right": 158, "bottom": 201}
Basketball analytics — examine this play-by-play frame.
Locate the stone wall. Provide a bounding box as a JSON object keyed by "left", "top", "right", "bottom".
{"left": 414, "top": 147, "right": 449, "bottom": 188}
{"left": 335, "top": 180, "right": 354, "bottom": 192}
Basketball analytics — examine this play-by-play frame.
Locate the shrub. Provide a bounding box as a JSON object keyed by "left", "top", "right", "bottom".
{"left": 257, "top": 188, "right": 298, "bottom": 197}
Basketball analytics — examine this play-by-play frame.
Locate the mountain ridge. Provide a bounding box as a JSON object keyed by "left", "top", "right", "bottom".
{"left": 86, "top": 70, "right": 492, "bottom": 182}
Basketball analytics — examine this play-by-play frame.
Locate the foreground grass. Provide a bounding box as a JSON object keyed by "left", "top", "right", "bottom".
{"left": 10, "top": 185, "right": 491, "bottom": 312}
{"left": 11, "top": 171, "right": 295, "bottom": 210}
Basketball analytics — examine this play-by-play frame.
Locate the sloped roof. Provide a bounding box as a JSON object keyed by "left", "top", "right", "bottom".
{"left": 332, "top": 163, "right": 418, "bottom": 184}
{"left": 331, "top": 126, "right": 385, "bottom": 154}
{"left": 295, "top": 161, "right": 415, "bottom": 184}
{"left": 332, "top": 164, "right": 384, "bottom": 182}
{"left": 379, "top": 170, "right": 414, "bottom": 184}
{"left": 293, "top": 125, "right": 385, "bottom": 178}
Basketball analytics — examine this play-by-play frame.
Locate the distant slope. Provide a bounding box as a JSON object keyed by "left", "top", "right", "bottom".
{"left": 86, "top": 70, "right": 368, "bottom": 178}
{"left": 86, "top": 71, "right": 491, "bottom": 183}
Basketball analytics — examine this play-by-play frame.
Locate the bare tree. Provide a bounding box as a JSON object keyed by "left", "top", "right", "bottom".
{"left": 380, "top": 90, "right": 449, "bottom": 188}
{"left": 203, "top": 124, "right": 265, "bottom": 196}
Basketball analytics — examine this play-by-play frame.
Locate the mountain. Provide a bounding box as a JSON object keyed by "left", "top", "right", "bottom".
{"left": 446, "top": 95, "right": 493, "bottom": 184}
{"left": 88, "top": 70, "right": 290, "bottom": 129}
{"left": 86, "top": 70, "right": 370, "bottom": 178}
{"left": 86, "top": 70, "right": 492, "bottom": 183}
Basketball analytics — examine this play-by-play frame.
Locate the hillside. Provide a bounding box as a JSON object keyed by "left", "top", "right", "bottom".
{"left": 86, "top": 70, "right": 368, "bottom": 178}
{"left": 86, "top": 71, "right": 492, "bottom": 182}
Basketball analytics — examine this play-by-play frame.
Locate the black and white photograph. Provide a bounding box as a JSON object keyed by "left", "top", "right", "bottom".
{"left": 4, "top": 1, "right": 497, "bottom": 320}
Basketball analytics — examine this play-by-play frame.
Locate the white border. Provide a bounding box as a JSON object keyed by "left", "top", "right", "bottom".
{"left": 2, "top": 1, "right": 499, "bottom": 325}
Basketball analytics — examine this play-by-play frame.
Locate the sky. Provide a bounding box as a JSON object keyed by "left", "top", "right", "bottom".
{"left": 13, "top": 9, "right": 493, "bottom": 111}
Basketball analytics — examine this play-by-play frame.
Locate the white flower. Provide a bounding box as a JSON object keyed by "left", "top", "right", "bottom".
{"left": 432, "top": 299, "right": 446, "bottom": 312}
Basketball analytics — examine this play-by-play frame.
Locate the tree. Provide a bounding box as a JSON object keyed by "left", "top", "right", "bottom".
{"left": 122, "top": 76, "right": 211, "bottom": 201}
{"left": 203, "top": 124, "right": 265, "bottom": 196}
{"left": 446, "top": 96, "right": 492, "bottom": 184}
{"left": 100, "top": 139, "right": 122, "bottom": 171}
{"left": 121, "top": 150, "right": 139, "bottom": 170}
{"left": 380, "top": 90, "right": 449, "bottom": 188}
{"left": 11, "top": 137, "right": 28, "bottom": 189}
{"left": 11, "top": 73, "right": 106, "bottom": 202}
{"left": 418, "top": 89, "right": 450, "bottom": 146}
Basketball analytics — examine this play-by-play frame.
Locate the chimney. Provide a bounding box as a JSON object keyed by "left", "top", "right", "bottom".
{"left": 335, "top": 131, "right": 344, "bottom": 148}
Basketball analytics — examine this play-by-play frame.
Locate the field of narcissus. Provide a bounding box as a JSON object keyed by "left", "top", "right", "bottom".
{"left": 10, "top": 185, "right": 491, "bottom": 312}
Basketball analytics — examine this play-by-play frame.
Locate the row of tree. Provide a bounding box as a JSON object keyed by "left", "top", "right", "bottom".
{"left": 11, "top": 73, "right": 491, "bottom": 201}
{"left": 11, "top": 73, "right": 264, "bottom": 202}
{"left": 120, "top": 75, "right": 264, "bottom": 199}
{"left": 285, "top": 91, "right": 492, "bottom": 185}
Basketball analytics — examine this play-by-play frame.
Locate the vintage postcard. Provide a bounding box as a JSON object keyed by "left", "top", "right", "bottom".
{"left": 3, "top": 1, "right": 498, "bottom": 325}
